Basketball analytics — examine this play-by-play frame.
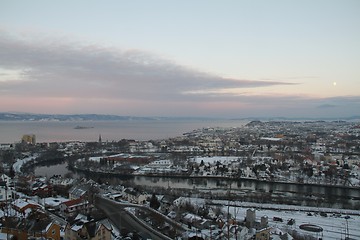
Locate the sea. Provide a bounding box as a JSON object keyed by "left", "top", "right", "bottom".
{"left": 0, "top": 119, "right": 248, "bottom": 144}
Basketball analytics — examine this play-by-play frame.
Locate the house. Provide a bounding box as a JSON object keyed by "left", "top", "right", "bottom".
{"left": 69, "top": 185, "right": 89, "bottom": 200}
{"left": 0, "top": 174, "right": 12, "bottom": 186}
{"left": 238, "top": 226, "right": 251, "bottom": 240}
{"left": 65, "top": 214, "right": 113, "bottom": 240}
{"left": 32, "top": 183, "right": 53, "bottom": 197}
{"left": 59, "top": 198, "right": 92, "bottom": 218}
{"left": 122, "top": 188, "right": 148, "bottom": 204}
{"left": 0, "top": 210, "right": 61, "bottom": 240}
{"left": 0, "top": 144, "right": 13, "bottom": 150}
{"left": 0, "top": 185, "right": 15, "bottom": 202}
{"left": 268, "top": 227, "right": 294, "bottom": 240}
{"left": 255, "top": 227, "right": 271, "bottom": 240}
{"left": 158, "top": 195, "right": 176, "bottom": 213}
{"left": 182, "top": 213, "right": 204, "bottom": 229}
{"left": 43, "top": 221, "right": 62, "bottom": 240}
{"left": 49, "top": 175, "right": 75, "bottom": 186}
{"left": 68, "top": 179, "right": 99, "bottom": 201}
{"left": 44, "top": 196, "right": 69, "bottom": 210}
{"left": 224, "top": 224, "right": 250, "bottom": 240}
{"left": 107, "top": 192, "right": 123, "bottom": 201}
{"left": 0, "top": 216, "right": 28, "bottom": 240}
{"left": 11, "top": 198, "right": 42, "bottom": 215}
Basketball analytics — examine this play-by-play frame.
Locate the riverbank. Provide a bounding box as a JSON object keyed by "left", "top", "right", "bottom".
{"left": 70, "top": 164, "right": 360, "bottom": 191}
{"left": 69, "top": 164, "right": 360, "bottom": 210}
{"left": 17, "top": 155, "right": 360, "bottom": 210}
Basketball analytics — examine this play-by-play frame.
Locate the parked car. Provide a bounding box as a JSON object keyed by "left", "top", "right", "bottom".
{"left": 273, "top": 216, "right": 283, "bottom": 222}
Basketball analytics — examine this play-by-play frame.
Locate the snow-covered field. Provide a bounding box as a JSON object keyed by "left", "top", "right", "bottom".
{"left": 230, "top": 207, "right": 359, "bottom": 239}
{"left": 182, "top": 197, "right": 360, "bottom": 239}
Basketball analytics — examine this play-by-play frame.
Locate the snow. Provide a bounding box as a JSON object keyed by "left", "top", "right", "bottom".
{"left": 71, "top": 224, "right": 82, "bottom": 231}
{"left": 12, "top": 198, "right": 41, "bottom": 209}
{"left": 89, "top": 156, "right": 102, "bottom": 162}
{"left": 181, "top": 197, "right": 360, "bottom": 239}
{"left": 0, "top": 233, "right": 10, "bottom": 239}
{"left": 235, "top": 208, "right": 360, "bottom": 240}
{"left": 13, "top": 154, "right": 39, "bottom": 173}
{"left": 190, "top": 156, "right": 240, "bottom": 164}
{"left": 260, "top": 137, "right": 282, "bottom": 141}
{"left": 44, "top": 197, "right": 69, "bottom": 207}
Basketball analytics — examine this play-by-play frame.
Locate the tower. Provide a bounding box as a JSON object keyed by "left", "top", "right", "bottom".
{"left": 246, "top": 208, "right": 256, "bottom": 228}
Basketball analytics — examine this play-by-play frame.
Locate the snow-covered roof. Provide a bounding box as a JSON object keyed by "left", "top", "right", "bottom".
{"left": 12, "top": 198, "right": 41, "bottom": 210}
{"left": 260, "top": 137, "right": 282, "bottom": 141}
{"left": 190, "top": 156, "right": 239, "bottom": 164}
{"left": 44, "top": 197, "right": 69, "bottom": 207}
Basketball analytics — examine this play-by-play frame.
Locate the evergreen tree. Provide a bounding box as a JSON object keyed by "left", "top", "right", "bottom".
{"left": 149, "top": 193, "right": 160, "bottom": 210}
{"left": 9, "top": 166, "right": 15, "bottom": 178}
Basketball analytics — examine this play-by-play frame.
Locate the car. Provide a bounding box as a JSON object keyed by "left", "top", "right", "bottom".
{"left": 167, "top": 211, "right": 177, "bottom": 219}
{"left": 287, "top": 218, "right": 295, "bottom": 225}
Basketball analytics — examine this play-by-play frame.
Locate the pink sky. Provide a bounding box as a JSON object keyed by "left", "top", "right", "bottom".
{"left": 1, "top": 1, "right": 359, "bottom": 118}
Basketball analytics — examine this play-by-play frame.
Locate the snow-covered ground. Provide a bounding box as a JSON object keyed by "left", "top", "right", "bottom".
{"left": 13, "top": 154, "right": 39, "bottom": 173}
{"left": 182, "top": 197, "right": 360, "bottom": 239}
{"left": 229, "top": 207, "right": 359, "bottom": 239}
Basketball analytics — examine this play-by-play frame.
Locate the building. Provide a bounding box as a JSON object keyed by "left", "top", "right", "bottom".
{"left": 0, "top": 211, "right": 61, "bottom": 240}
{"left": 59, "top": 198, "right": 92, "bottom": 218}
{"left": 21, "top": 134, "right": 36, "bottom": 145}
{"left": 122, "top": 188, "right": 148, "bottom": 204}
{"left": 246, "top": 208, "right": 256, "bottom": 228}
{"left": 32, "top": 183, "right": 53, "bottom": 197}
{"left": 255, "top": 227, "right": 271, "bottom": 240}
{"left": 0, "top": 143, "right": 14, "bottom": 150}
{"left": 100, "top": 153, "right": 153, "bottom": 165}
{"left": 0, "top": 187, "right": 14, "bottom": 202}
{"left": 65, "top": 215, "right": 112, "bottom": 240}
{"left": 260, "top": 215, "right": 268, "bottom": 228}
{"left": 11, "top": 198, "right": 42, "bottom": 215}
{"left": 69, "top": 184, "right": 89, "bottom": 200}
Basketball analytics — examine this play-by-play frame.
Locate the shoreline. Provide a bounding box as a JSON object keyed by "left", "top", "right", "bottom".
{"left": 69, "top": 164, "right": 360, "bottom": 191}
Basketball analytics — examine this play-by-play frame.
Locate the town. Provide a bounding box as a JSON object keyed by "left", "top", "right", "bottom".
{"left": 0, "top": 120, "right": 360, "bottom": 240}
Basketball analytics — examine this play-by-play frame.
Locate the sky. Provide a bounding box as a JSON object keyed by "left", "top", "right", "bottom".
{"left": 0, "top": 0, "right": 359, "bottom": 118}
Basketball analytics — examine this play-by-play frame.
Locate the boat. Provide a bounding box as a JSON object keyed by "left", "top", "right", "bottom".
{"left": 74, "top": 126, "right": 94, "bottom": 129}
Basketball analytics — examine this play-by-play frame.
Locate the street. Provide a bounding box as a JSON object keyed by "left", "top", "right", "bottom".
{"left": 95, "top": 196, "right": 173, "bottom": 240}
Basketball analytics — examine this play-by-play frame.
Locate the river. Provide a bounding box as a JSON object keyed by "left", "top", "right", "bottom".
{"left": 35, "top": 162, "right": 360, "bottom": 210}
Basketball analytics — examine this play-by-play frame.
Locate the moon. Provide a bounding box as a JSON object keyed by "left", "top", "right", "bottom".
{"left": 333, "top": 82, "right": 337, "bottom": 86}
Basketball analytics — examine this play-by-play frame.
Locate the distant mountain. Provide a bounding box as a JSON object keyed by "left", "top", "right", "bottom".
{"left": 0, "top": 112, "right": 359, "bottom": 122}
{"left": 232, "top": 116, "right": 360, "bottom": 122}
{"left": 0, "top": 112, "right": 157, "bottom": 121}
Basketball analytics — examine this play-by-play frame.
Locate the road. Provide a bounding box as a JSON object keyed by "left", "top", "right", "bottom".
{"left": 95, "top": 196, "right": 174, "bottom": 240}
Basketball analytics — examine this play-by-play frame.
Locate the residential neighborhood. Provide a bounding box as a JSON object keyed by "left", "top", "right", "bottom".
{"left": 0, "top": 120, "right": 359, "bottom": 239}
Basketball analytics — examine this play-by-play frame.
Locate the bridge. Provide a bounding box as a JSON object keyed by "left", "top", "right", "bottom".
{"left": 94, "top": 195, "right": 187, "bottom": 240}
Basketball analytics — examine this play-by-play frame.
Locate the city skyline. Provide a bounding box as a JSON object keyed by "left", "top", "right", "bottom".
{"left": 1, "top": 0, "right": 359, "bottom": 118}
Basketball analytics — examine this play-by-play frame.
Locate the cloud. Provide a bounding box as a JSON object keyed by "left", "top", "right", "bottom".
{"left": 316, "top": 96, "right": 360, "bottom": 110}
{"left": 0, "top": 30, "right": 296, "bottom": 103}
{"left": 317, "top": 104, "right": 337, "bottom": 108}
{"left": 0, "top": 30, "right": 359, "bottom": 118}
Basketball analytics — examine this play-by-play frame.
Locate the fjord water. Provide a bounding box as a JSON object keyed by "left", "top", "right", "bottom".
{"left": 0, "top": 119, "right": 247, "bottom": 143}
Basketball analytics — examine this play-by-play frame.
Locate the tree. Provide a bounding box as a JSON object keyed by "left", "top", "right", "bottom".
{"left": 305, "top": 167, "right": 314, "bottom": 177}
{"left": 9, "top": 167, "right": 15, "bottom": 178}
{"left": 64, "top": 172, "right": 73, "bottom": 179}
{"left": 149, "top": 193, "right": 160, "bottom": 210}
{"left": 2, "top": 150, "right": 14, "bottom": 163}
